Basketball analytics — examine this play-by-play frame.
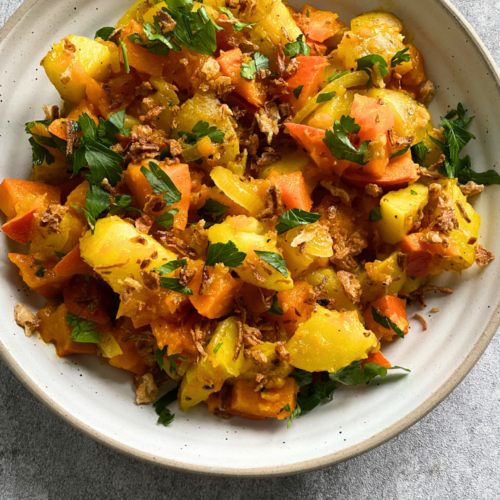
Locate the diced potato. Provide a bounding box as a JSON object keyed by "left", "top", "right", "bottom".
{"left": 203, "top": 317, "right": 246, "bottom": 379}
{"left": 305, "top": 90, "right": 358, "bottom": 130}
{"left": 304, "top": 266, "right": 363, "bottom": 321}
{"left": 178, "top": 364, "right": 217, "bottom": 411}
{"left": 179, "top": 316, "right": 247, "bottom": 411}
{"left": 350, "top": 11, "right": 404, "bottom": 33}
{"left": 258, "top": 148, "right": 312, "bottom": 179}
{"left": 210, "top": 167, "right": 266, "bottom": 216}
{"left": 97, "top": 330, "right": 123, "bottom": 358}
{"left": 286, "top": 306, "right": 378, "bottom": 372}
{"left": 41, "top": 35, "right": 112, "bottom": 103}
{"left": 433, "top": 178, "right": 481, "bottom": 274}
{"left": 359, "top": 252, "right": 407, "bottom": 303}
{"left": 279, "top": 223, "right": 333, "bottom": 278}
{"left": 239, "top": 342, "right": 294, "bottom": 381}
{"left": 207, "top": 216, "right": 294, "bottom": 291}
{"left": 367, "top": 89, "right": 431, "bottom": 143}
{"left": 379, "top": 183, "right": 429, "bottom": 245}
{"left": 242, "top": 0, "right": 302, "bottom": 47}
{"left": 79, "top": 216, "right": 178, "bottom": 294}
{"left": 67, "top": 35, "right": 112, "bottom": 82}
{"left": 338, "top": 12, "right": 411, "bottom": 75}
{"left": 30, "top": 210, "right": 85, "bottom": 262}
{"left": 115, "top": 0, "right": 151, "bottom": 28}
{"left": 142, "top": 1, "right": 168, "bottom": 25}
{"left": 173, "top": 92, "right": 240, "bottom": 167}
{"left": 399, "top": 276, "right": 427, "bottom": 297}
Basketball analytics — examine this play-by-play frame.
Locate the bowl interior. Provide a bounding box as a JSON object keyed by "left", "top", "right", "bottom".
{"left": 0, "top": 0, "right": 499, "bottom": 476}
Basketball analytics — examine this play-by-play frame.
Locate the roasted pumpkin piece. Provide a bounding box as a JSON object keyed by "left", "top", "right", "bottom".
{"left": 37, "top": 303, "right": 96, "bottom": 357}
{"left": 378, "top": 183, "right": 429, "bottom": 245}
{"left": 108, "top": 318, "right": 150, "bottom": 376}
{"left": 53, "top": 244, "right": 93, "bottom": 277}
{"left": 151, "top": 313, "right": 199, "bottom": 359}
{"left": 0, "top": 179, "right": 61, "bottom": 220}
{"left": 227, "top": 378, "right": 299, "bottom": 420}
{"left": 188, "top": 260, "right": 243, "bottom": 319}
{"left": 123, "top": 160, "right": 191, "bottom": 231}
{"left": 9, "top": 254, "right": 71, "bottom": 299}
{"left": 286, "top": 306, "right": 378, "bottom": 372}
{"left": 79, "top": 216, "right": 178, "bottom": 295}
{"left": 207, "top": 215, "right": 293, "bottom": 291}
{"left": 63, "top": 275, "right": 112, "bottom": 324}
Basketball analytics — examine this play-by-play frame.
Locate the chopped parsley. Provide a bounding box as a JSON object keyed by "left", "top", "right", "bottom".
{"left": 316, "top": 91, "right": 336, "bottom": 103}
{"left": 329, "top": 360, "right": 410, "bottom": 386}
{"left": 177, "top": 121, "right": 225, "bottom": 146}
{"left": 391, "top": 47, "right": 411, "bottom": 67}
{"left": 153, "top": 385, "right": 179, "bottom": 426}
{"left": 278, "top": 404, "right": 291, "bottom": 415}
{"left": 66, "top": 312, "right": 101, "bottom": 344}
{"left": 323, "top": 115, "right": 370, "bottom": 165}
{"left": 411, "top": 190, "right": 418, "bottom": 195}
{"left": 290, "top": 369, "right": 313, "bottom": 387}
{"left": 109, "top": 194, "right": 141, "bottom": 215}
{"left": 390, "top": 143, "right": 411, "bottom": 159}
{"left": 154, "top": 208, "right": 179, "bottom": 230}
{"left": 430, "top": 103, "right": 500, "bottom": 185}
{"left": 293, "top": 85, "right": 304, "bottom": 99}
{"left": 218, "top": 7, "right": 256, "bottom": 31}
{"left": 83, "top": 185, "right": 111, "bottom": 232}
{"left": 268, "top": 294, "right": 284, "bottom": 316}
{"left": 141, "top": 162, "right": 182, "bottom": 205}
{"left": 55, "top": 251, "right": 66, "bottom": 260}
{"left": 411, "top": 142, "right": 430, "bottom": 168}
{"left": 205, "top": 240, "right": 246, "bottom": 268}
{"left": 254, "top": 251, "right": 289, "bottom": 278}
{"left": 371, "top": 306, "right": 405, "bottom": 339}
{"left": 328, "top": 70, "right": 350, "bottom": 83}
{"left": 159, "top": 278, "right": 193, "bottom": 295}
{"left": 213, "top": 342, "right": 223, "bottom": 354}
{"left": 240, "top": 52, "right": 269, "bottom": 80}
{"left": 95, "top": 27, "right": 115, "bottom": 41}
{"left": 197, "top": 199, "right": 229, "bottom": 228}
{"left": 35, "top": 267, "right": 45, "bottom": 277}
{"left": 119, "top": 40, "right": 130, "bottom": 73}
{"left": 369, "top": 207, "right": 382, "bottom": 222}
{"left": 154, "top": 259, "right": 188, "bottom": 276}
{"left": 276, "top": 208, "right": 322, "bottom": 235}
{"left": 283, "top": 34, "right": 311, "bottom": 57}
{"left": 155, "top": 346, "right": 167, "bottom": 371}
{"left": 356, "top": 54, "right": 389, "bottom": 89}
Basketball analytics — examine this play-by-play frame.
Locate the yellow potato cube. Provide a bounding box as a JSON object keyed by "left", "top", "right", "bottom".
{"left": 79, "top": 216, "right": 178, "bottom": 295}
{"left": 207, "top": 216, "right": 293, "bottom": 291}
{"left": 286, "top": 307, "right": 378, "bottom": 372}
{"left": 67, "top": 35, "right": 112, "bottom": 82}
{"left": 379, "top": 183, "right": 429, "bottom": 245}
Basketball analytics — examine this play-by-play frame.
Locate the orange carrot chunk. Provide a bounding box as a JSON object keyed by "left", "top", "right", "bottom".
{"left": 268, "top": 170, "right": 313, "bottom": 211}
{"left": 53, "top": 244, "right": 93, "bottom": 277}
{"left": 364, "top": 296, "right": 409, "bottom": 341}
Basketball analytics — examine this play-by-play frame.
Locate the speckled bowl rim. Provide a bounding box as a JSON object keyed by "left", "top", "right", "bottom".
{"left": 0, "top": 0, "right": 499, "bottom": 478}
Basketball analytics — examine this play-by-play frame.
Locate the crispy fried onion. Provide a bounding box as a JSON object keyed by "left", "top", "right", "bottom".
{"left": 14, "top": 303, "right": 40, "bottom": 338}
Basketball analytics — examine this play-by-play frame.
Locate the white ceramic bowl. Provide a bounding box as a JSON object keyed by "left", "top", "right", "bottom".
{"left": 1, "top": 0, "right": 499, "bottom": 477}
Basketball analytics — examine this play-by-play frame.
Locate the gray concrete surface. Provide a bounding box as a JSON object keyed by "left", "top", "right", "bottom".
{"left": 1, "top": 0, "right": 500, "bottom": 498}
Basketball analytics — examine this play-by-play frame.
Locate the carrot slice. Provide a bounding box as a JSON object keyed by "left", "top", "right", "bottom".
{"left": 364, "top": 296, "right": 409, "bottom": 341}
{"left": 53, "top": 244, "right": 93, "bottom": 277}
{"left": 124, "top": 161, "right": 191, "bottom": 230}
{"left": 282, "top": 56, "right": 328, "bottom": 114}
{"left": 285, "top": 123, "right": 350, "bottom": 176}
{"left": 361, "top": 351, "right": 391, "bottom": 369}
{"left": 302, "top": 5, "right": 339, "bottom": 43}
{"left": 216, "top": 48, "right": 268, "bottom": 107}
{"left": 268, "top": 170, "right": 313, "bottom": 211}
{"left": 342, "top": 151, "right": 419, "bottom": 189}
